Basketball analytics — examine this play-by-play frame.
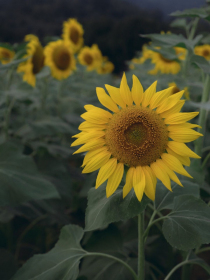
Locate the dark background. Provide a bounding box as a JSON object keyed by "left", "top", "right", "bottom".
{"left": 0, "top": 0, "right": 208, "bottom": 72}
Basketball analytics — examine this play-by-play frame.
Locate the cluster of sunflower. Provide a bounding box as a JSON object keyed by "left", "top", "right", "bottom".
{"left": 0, "top": 18, "right": 114, "bottom": 87}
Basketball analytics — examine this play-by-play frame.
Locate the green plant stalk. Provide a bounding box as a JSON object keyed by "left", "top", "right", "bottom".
{"left": 138, "top": 212, "right": 145, "bottom": 280}
{"left": 181, "top": 251, "right": 191, "bottom": 280}
{"left": 201, "top": 152, "right": 210, "bottom": 169}
{"left": 194, "top": 74, "right": 210, "bottom": 156}
{"left": 85, "top": 252, "right": 138, "bottom": 280}
{"left": 188, "top": 17, "right": 199, "bottom": 40}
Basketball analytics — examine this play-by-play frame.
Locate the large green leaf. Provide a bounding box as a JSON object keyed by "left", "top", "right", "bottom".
{"left": 85, "top": 185, "right": 150, "bottom": 231}
{"left": 0, "top": 142, "right": 60, "bottom": 206}
{"left": 12, "top": 225, "right": 86, "bottom": 280}
{"left": 191, "top": 55, "right": 210, "bottom": 74}
{"left": 162, "top": 195, "right": 210, "bottom": 251}
{"left": 155, "top": 181, "right": 200, "bottom": 211}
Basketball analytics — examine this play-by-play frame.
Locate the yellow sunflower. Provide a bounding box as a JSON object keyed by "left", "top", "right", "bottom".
{"left": 17, "top": 35, "right": 44, "bottom": 87}
{"left": 139, "top": 45, "right": 154, "bottom": 64}
{"left": 0, "top": 47, "right": 15, "bottom": 64}
{"left": 44, "top": 40, "right": 76, "bottom": 80}
{"left": 149, "top": 51, "right": 181, "bottom": 75}
{"left": 169, "top": 82, "right": 190, "bottom": 100}
{"left": 194, "top": 44, "right": 210, "bottom": 60}
{"left": 97, "top": 57, "right": 114, "bottom": 74}
{"left": 71, "top": 74, "right": 201, "bottom": 201}
{"left": 78, "top": 44, "right": 103, "bottom": 71}
{"left": 62, "top": 18, "right": 84, "bottom": 53}
{"left": 174, "top": 47, "right": 187, "bottom": 61}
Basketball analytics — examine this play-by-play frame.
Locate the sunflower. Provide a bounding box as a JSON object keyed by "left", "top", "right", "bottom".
{"left": 44, "top": 40, "right": 76, "bottom": 80}
{"left": 71, "top": 74, "right": 201, "bottom": 201}
{"left": 62, "top": 18, "right": 84, "bottom": 53}
{"left": 78, "top": 44, "right": 103, "bottom": 71}
{"left": 169, "top": 82, "right": 190, "bottom": 100}
{"left": 0, "top": 47, "right": 15, "bottom": 64}
{"left": 139, "top": 45, "right": 154, "bottom": 64}
{"left": 97, "top": 57, "right": 114, "bottom": 74}
{"left": 149, "top": 51, "right": 181, "bottom": 75}
{"left": 194, "top": 44, "right": 210, "bottom": 60}
{"left": 17, "top": 35, "right": 44, "bottom": 87}
{"left": 174, "top": 47, "right": 187, "bottom": 61}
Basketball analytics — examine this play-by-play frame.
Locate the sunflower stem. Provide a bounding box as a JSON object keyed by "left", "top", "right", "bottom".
{"left": 194, "top": 74, "right": 210, "bottom": 156}
{"left": 138, "top": 212, "right": 145, "bottom": 280}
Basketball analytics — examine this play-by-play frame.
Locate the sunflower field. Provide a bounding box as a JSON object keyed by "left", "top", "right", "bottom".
{"left": 1, "top": 3, "right": 210, "bottom": 280}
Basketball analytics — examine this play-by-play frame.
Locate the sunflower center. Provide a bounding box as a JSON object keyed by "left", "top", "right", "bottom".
{"left": 202, "top": 49, "right": 210, "bottom": 58}
{"left": 53, "top": 47, "right": 71, "bottom": 70}
{"left": 160, "top": 54, "right": 173, "bottom": 63}
{"left": 2, "top": 50, "right": 10, "bottom": 59}
{"left": 70, "top": 27, "right": 80, "bottom": 44}
{"left": 84, "top": 54, "right": 93, "bottom": 65}
{"left": 32, "top": 45, "right": 44, "bottom": 74}
{"left": 105, "top": 106, "right": 169, "bottom": 167}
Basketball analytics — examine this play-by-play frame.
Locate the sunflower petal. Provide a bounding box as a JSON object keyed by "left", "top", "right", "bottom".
{"left": 142, "top": 81, "right": 157, "bottom": 107}
{"left": 160, "top": 100, "right": 185, "bottom": 119}
{"left": 123, "top": 167, "right": 135, "bottom": 198}
{"left": 96, "top": 87, "right": 119, "bottom": 112}
{"left": 150, "top": 161, "right": 172, "bottom": 191}
{"left": 142, "top": 166, "right": 156, "bottom": 200}
{"left": 82, "top": 147, "right": 108, "bottom": 167}
{"left": 167, "top": 147, "right": 190, "bottom": 166}
{"left": 161, "top": 153, "right": 193, "bottom": 178}
{"left": 106, "top": 163, "right": 124, "bottom": 197}
{"left": 105, "top": 85, "right": 126, "bottom": 108}
{"left": 71, "top": 130, "right": 105, "bottom": 146}
{"left": 79, "top": 121, "right": 107, "bottom": 131}
{"left": 168, "top": 123, "right": 201, "bottom": 131}
{"left": 150, "top": 87, "right": 173, "bottom": 109}
{"left": 120, "top": 73, "right": 133, "bottom": 106}
{"left": 165, "top": 112, "right": 199, "bottom": 124}
{"left": 169, "top": 128, "right": 203, "bottom": 142}
{"left": 167, "top": 141, "right": 201, "bottom": 159}
{"left": 81, "top": 108, "right": 112, "bottom": 124}
{"left": 133, "top": 166, "right": 145, "bottom": 201}
{"left": 84, "top": 105, "right": 96, "bottom": 111}
{"left": 73, "top": 138, "right": 105, "bottom": 154}
{"left": 95, "top": 158, "right": 117, "bottom": 189}
{"left": 131, "top": 75, "right": 143, "bottom": 106}
{"left": 156, "top": 90, "right": 184, "bottom": 114}
{"left": 82, "top": 150, "right": 111, "bottom": 173}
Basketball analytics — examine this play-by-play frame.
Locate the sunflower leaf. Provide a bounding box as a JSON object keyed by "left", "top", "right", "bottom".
{"left": 162, "top": 195, "right": 210, "bottom": 251}
{"left": 170, "top": 7, "right": 210, "bottom": 20}
{"left": 0, "top": 142, "right": 60, "bottom": 206}
{"left": 190, "top": 55, "right": 210, "bottom": 74}
{"left": 12, "top": 225, "right": 86, "bottom": 280}
{"left": 85, "top": 185, "right": 150, "bottom": 231}
{"left": 155, "top": 180, "right": 200, "bottom": 211}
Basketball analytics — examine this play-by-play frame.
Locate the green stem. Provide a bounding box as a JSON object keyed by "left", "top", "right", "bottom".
{"left": 195, "top": 74, "right": 210, "bottom": 156}
{"left": 188, "top": 17, "right": 199, "bottom": 40}
{"left": 181, "top": 251, "right": 191, "bottom": 280}
{"left": 85, "top": 252, "right": 138, "bottom": 280}
{"left": 15, "top": 214, "right": 48, "bottom": 260}
{"left": 195, "top": 246, "right": 210, "bottom": 254}
{"left": 138, "top": 212, "right": 145, "bottom": 280}
{"left": 143, "top": 216, "right": 167, "bottom": 241}
{"left": 201, "top": 152, "right": 210, "bottom": 169}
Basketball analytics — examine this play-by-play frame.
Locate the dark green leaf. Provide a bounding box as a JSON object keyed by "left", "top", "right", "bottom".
{"left": 85, "top": 185, "right": 150, "bottom": 231}
{"left": 0, "top": 249, "right": 17, "bottom": 280}
{"left": 155, "top": 181, "right": 200, "bottom": 211}
{"left": 12, "top": 225, "right": 86, "bottom": 280}
{"left": 170, "top": 18, "right": 188, "bottom": 29}
{"left": 0, "top": 142, "right": 60, "bottom": 206}
{"left": 163, "top": 195, "right": 210, "bottom": 251}
{"left": 191, "top": 55, "right": 210, "bottom": 74}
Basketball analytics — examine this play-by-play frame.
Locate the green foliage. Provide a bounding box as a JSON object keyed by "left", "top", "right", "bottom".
{"left": 85, "top": 185, "right": 149, "bottom": 231}
{"left": 170, "top": 7, "right": 210, "bottom": 20}
{"left": 191, "top": 54, "right": 210, "bottom": 74}
{"left": 12, "top": 225, "right": 86, "bottom": 280}
{"left": 162, "top": 195, "right": 210, "bottom": 251}
{"left": 0, "top": 142, "right": 60, "bottom": 206}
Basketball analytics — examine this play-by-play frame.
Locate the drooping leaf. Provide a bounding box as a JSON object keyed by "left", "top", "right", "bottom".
{"left": 12, "top": 225, "right": 87, "bottom": 280}
{"left": 0, "top": 142, "right": 60, "bottom": 206}
{"left": 155, "top": 181, "right": 200, "bottom": 211}
{"left": 85, "top": 185, "right": 150, "bottom": 231}
{"left": 170, "top": 18, "right": 188, "bottom": 29}
{"left": 162, "top": 195, "right": 210, "bottom": 251}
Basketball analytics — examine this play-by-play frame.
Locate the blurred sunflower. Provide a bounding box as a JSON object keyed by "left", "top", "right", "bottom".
{"left": 139, "top": 45, "right": 154, "bottom": 64}
{"left": 174, "top": 47, "right": 187, "bottom": 61}
{"left": 97, "top": 57, "right": 114, "bottom": 74}
{"left": 72, "top": 74, "right": 201, "bottom": 201}
{"left": 149, "top": 51, "right": 181, "bottom": 75}
{"left": 44, "top": 40, "right": 76, "bottom": 80}
{"left": 62, "top": 18, "right": 84, "bottom": 53}
{"left": 17, "top": 35, "right": 44, "bottom": 87}
{"left": 0, "top": 47, "right": 15, "bottom": 64}
{"left": 169, "top": 82, "right": 190, "bottom": 100}
{"left": 194, "top": 44, "right": 210, "bottom": 60}
{"left": 78, "top": 44, "right": 103, "bottom": 71}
